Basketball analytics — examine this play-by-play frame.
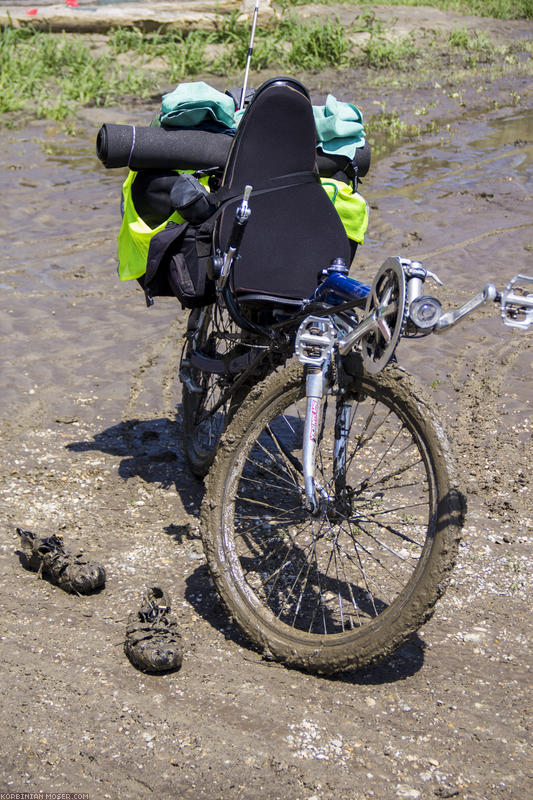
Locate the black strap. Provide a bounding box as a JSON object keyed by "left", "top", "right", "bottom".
{"left": 195, "top": 170, "right": 319, "bottom": 260}
{"left": 213, "top": 170, "right": 318, "bottom": 208}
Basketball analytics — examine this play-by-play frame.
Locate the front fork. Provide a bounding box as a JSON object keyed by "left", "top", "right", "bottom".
{"left": 302, "top": 366, "right": 352, "bottom": 514}
{"left": 296, "top": 315, "right": 350, "bottom": 515}
{"left": 302, "top": 367, "right": 327, "bottom": 514}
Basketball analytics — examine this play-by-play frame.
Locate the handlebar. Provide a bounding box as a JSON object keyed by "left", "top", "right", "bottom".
{"left": 297, "top": 260, "right": 533, "bottom": 373}
{"left": 218, "top": 185, "right": 253, "bottom": 291}
{"left": 316, "top": 259, "right": 533, "bottom": 337}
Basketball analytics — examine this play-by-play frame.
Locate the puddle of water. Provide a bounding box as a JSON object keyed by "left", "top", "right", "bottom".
{"left": 359, "top": 107, "right": 533, "bottom": 409}
{"left": 368, "top": 109, "right": 533, "bottom": 203}
{"left": 474, "top": 109, "right": 533, "bottom": 149}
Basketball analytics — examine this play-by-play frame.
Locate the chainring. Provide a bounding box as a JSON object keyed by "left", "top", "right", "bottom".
{"left": 361, "top": 257, "right": 407, "bottom": 374}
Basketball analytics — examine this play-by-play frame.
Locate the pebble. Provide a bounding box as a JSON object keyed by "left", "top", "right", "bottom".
{"left": 396, "top": 784, "right": 420, "bottom": 798}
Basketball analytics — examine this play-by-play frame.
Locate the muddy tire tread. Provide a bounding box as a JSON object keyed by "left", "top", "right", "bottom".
{"left": 202, "top": 360, "right": 464, "bottom": 673}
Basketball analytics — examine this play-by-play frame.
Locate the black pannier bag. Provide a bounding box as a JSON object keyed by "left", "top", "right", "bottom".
{"left": 141, "top": 218, "right": 216, "bottom": 309}
{"left": 137, "top": 172, "right": 220, "bottom": 308}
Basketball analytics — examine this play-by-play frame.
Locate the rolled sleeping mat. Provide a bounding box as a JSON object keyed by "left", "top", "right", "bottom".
{"left": 96, "top": 123, "right": 371, "bottom": 178}
{"left": 96, "top": 123, "right": 232, "bottom": 171}
{"left": 317, "top": 141, "right": 371, "bottom": 179}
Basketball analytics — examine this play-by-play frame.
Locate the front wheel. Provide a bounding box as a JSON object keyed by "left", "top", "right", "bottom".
{"left": 201, "top": 361, "right": 464, "bottom": 674}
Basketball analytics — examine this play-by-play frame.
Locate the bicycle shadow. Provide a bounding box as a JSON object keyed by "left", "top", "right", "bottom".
{"left": 67, "top": 414, "right": 432, "bottom": 684}
{"left": 66, "top": 413, "right": 205, "bottom": 519}
{"left": 184, "top": 562, "right": 426, "bottom": 684}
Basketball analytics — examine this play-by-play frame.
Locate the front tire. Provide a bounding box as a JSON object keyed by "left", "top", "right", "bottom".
{"left": 201, "top": 361, "right": 464, "bottom": 673}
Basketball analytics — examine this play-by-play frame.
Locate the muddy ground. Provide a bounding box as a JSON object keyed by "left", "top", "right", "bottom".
{"left": 1, "top": 6, "right": 532, "bottom": 800}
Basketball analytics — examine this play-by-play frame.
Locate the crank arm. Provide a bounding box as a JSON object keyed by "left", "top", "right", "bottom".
{"left": 434, "top": 283, "right": 497, "bottom": 333}
{"left": 338, "top": 301, "right": 398, "bottom": 355}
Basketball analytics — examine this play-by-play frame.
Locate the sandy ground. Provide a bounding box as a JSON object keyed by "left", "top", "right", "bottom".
{"left": 0, "top": 6, "right": 532, "bottom": 800}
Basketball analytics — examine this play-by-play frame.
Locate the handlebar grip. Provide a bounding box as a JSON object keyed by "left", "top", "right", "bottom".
{"left": 227, "top": 185, "right": 252, "bottom": 251}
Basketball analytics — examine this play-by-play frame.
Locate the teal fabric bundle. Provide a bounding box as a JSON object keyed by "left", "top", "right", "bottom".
{"left": 313, "top": 95, "right": 365, "bottom": 158}
{"left": 160, "top": 82, "right": 236, "bottom": 129}
{"left": 160, "top": 83, "right": 366, "bottom": 159}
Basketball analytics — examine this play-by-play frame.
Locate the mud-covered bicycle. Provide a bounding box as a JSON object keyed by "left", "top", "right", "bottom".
{"left": 176, "top": 80, "right": 532, "bottom": 674}
{"left": 183, "top": 234, "right": 532, "bottom": 673}
{"left": 99, "top": 76, "right": 532, "bottom": 674}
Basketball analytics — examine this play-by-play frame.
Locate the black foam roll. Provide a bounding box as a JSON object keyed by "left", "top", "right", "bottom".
{"left": 316, "top": 141, "right": 371, "bottom": 179}
{"left": 96, "top": 123, "right": 371, "bottom": 178}
{"left": 96, "top": 124, "right": 233, "bottom": 171}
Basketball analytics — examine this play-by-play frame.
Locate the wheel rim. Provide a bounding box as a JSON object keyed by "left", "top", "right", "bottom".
{"left": 222, "top": 381, "right": 438, "bottom": 637}
{"left": 182, "top": 303, "right": 240, "bottom": 465}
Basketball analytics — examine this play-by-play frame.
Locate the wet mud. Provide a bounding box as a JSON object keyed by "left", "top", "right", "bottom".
{"left": 1, "top": 36, "right": 532, "bottom": 800}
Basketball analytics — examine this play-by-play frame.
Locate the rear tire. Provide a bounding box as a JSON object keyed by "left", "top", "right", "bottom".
{"left": 181, "top": 304, "right": 239, "bottom": 478}
{"left": 201, "top": 360, "right": 464, "bottom": 673}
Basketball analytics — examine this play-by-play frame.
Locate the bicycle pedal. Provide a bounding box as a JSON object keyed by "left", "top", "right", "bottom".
{"left": 501, "top": 274, "right": 533, "bottom": 330}
{"left": 295, "top": 316, "right": 336, "bottom": 367}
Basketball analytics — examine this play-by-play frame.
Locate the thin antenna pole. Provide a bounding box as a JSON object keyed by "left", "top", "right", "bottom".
{"left": 239, "top": 0, "right": 260, "bottom": 111}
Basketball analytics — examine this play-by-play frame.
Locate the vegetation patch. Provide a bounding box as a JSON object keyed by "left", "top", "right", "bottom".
{"left": 0, "top": 2, "right": 532, "bottom": 127}
{"left": 283, "top": 0, "right": 533, "bottom": 21}
{"left": 0, "top": 25, "right": 153, "bottom": 121}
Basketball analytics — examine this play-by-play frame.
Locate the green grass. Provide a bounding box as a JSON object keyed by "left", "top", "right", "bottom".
{"left": 109, "top": 26, "right": 212, "bottom": 79}
{"left": 283, "top": 16, "right": 354, "bottom": 70}
{"left": 209, "top": 10, "right": 283, "bottom": 72}
{"left": 361, "top": 32, "right": 419, "bottom": 69}
{"left": 280, "top": 0, "right": 533, "bottom": 20}
{"left": 0, "top": 2, "right": 531, "bottom": 127}
{"left": 207, "top": 12, "right": 355, "bottom": 72}
{"left": 0, "top": 24, "right": 153, "bottom": 119}
{"left": 447, "top": 27, "right": 498, "bottom": 67}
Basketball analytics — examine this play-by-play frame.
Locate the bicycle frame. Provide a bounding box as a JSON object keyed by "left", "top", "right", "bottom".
{"left": 184, "top": 185, "right": 533, "bottom": 513}
{"left": 294, "top": 264, "right": 533, "bottom": 513}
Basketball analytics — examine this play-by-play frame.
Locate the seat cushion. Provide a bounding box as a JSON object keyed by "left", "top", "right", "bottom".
{"left": 217, "top": 78, "right": 351, "bottom": 302}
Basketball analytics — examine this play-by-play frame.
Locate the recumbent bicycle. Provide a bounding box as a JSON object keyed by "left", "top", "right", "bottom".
{"left": 99, "top": 77, "right": 533, "bottom": 674}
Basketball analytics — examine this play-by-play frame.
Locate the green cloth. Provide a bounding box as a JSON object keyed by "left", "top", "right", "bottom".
{"left": 160, "top": 82, "right": 236, "bottom": 129}
{"left": 313, "top": 95, "right": 365, "bottom": 159}
{"left": 321, "top": 178, "right": 369, "bottom": 244}
{"left": 117, "top": 171, "right": 186, "bottom": 281}
{"left": 159, "top": 84, "right": 365, "bottom": 159}
{"left": 118, "top": 171, "right": 369, "bottom": 282}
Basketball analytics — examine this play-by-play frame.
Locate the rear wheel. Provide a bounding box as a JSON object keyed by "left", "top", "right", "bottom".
{"left": 201, "top": 361, "right": 464, "bottom": 673}
{"left": 181, "top": 303, "right": 240, "bottom": 477}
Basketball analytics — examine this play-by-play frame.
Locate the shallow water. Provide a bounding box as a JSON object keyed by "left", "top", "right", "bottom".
{"left": 375, "top": 108, "right": 533, "bottom": 194}
{"left": 0, "top": 105, "right": 531, "bottom": 432}
{"left": 356, "top": 108, "right": 533, "bottom": 431}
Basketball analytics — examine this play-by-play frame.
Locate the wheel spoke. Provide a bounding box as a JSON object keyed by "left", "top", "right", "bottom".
{"left": 202, "top": 363, "right": 460, "bottom": 673}
{"left": 229, "top": 381, "right": 435, "bottom": 633}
